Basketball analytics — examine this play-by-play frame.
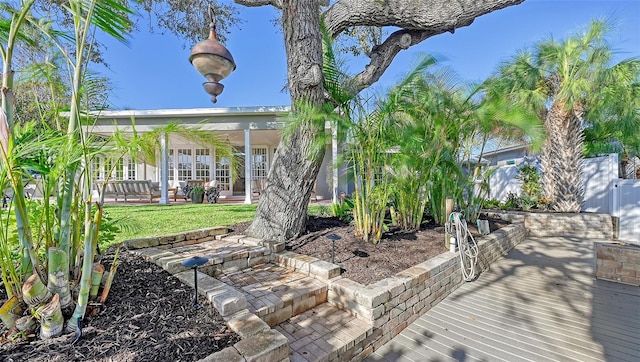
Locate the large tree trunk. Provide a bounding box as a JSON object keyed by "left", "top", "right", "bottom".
{"left": 243, "top": 0, "right": 527, "bottom": 241}
{"left": 245, "top": 0, "right": 325, "bottom": 241}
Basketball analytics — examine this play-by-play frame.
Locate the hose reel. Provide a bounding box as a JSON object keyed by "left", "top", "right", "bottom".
{"left": 445, "top": 211, "right": 479, "bottom": 281}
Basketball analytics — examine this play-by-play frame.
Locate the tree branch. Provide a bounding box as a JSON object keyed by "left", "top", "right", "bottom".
{"left": 353, "top": 29, "right": 436, "bottom": 92}
{"left": 235, "top": 0, "right": 283, "bottom": 10}
{"left": 324, "top": 0, "right": 524, "bottom": 37}
{"left": 321, "top": 0, "right": 524, "bottom": 92}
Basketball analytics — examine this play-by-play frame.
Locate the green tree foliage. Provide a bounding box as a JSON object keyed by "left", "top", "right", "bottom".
{"left": 0, "top": 0, "right": 141, "bottom": 337}
{"left": 487, "top": 20, "right": 640, "bottom": 212}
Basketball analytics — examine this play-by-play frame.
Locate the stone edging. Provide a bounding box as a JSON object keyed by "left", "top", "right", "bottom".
{"left": 481, "top": 210, "right": 614, "bottom": 239}
{"left": 323, "top": 224, "right": 527, "bottom": 360}
{"left": 134, "top": 222, "right": 527, "bottom": 361}
{"left": 124, "top": 226, "right": 229, "bottom": 249}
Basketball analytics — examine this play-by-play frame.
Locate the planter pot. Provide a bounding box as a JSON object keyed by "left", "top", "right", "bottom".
{"left": 191, "top": 194, "right": 204, "bottom": 204}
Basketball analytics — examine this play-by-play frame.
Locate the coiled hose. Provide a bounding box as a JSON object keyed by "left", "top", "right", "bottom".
{"left": 446, "top": 212, "right": 479, "bottom": 281}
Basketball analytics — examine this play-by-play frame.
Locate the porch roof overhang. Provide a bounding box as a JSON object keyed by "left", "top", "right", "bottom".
{"left": 81, "top": 105, "right": 294, "bottom": 134}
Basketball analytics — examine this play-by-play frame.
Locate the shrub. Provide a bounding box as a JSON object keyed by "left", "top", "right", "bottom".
{"left": 332, "top": 196, "right": 354, "bottom": 223}
{"left": 483, "top": 199, "right": 501, "bottom": 210}
{"left": 502, "top": 192, "right": 520, "bottom": 210}
{"left": 516, "top": 164, "right": 542, "bottom": 199}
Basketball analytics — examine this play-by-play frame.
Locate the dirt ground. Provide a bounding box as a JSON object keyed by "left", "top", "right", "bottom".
{"left": 0, "top": 215, "right": 507, "bottom": 361}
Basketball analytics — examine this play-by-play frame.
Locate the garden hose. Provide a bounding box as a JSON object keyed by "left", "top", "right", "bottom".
{"left": 446, "top": 212, "right": 479, "bottom": 281}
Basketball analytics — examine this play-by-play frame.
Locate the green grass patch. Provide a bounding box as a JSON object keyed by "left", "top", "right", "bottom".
{"left": 104, "top": 203, "right": 331, "bottom": 247}
{"left": 104, "top": 203, "right": 257, "bottom": 246}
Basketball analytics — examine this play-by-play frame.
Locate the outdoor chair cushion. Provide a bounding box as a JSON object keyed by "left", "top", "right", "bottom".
{"left": 205, "top": 187, "right": 220, "bottom": 203}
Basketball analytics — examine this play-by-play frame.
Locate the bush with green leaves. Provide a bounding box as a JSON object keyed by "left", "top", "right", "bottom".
{"left": 502, "top": 192, "right": 521, "bottom": 210}
{"left": 332, "top": 196, "right": 354, "bottom": 223}
{"left": 516, "top": 164, "right": 542, "bottom": 199}
{"left": 483, "top": 199, "right": 501, "bottom": 209}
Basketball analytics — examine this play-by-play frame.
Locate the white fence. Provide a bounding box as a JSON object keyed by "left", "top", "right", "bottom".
{"left": 487, "top": 165, "right": 522, "bottom": 201}
{"left": 488, "top": 153, "right": 640, "bottom": 243}
{"left": 613, "top": 179, "right": 640, "bottom": 243}
{"left": 582, "top": 154, "right": 618, "bottom": 215}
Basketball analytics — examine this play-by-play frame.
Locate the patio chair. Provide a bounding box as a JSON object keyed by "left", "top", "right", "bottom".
{"left": 205, "top": 179, "right": 220, "bottom": 203}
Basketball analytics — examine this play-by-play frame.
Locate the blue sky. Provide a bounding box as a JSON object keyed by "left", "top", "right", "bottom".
{"left": 98, "top": 0, "right": 640, "bottom": 110}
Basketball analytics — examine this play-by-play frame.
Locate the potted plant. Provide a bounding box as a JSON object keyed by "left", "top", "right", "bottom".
{"left": 187, "top": 185, "right": 205, "bottom": 204}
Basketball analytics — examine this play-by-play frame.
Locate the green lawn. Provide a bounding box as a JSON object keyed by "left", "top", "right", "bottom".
{"left": 104, "top": 203, "right": 329, "bottom": 246}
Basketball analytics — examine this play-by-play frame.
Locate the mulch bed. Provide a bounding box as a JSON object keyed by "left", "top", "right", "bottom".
{"left": 1, "top": 215, "right": 508, "bottom": 361}
{"left": 230, "top": 216, "right": 507, "bottom": 285}
{"left": 1, "top": 249, "right": 240, "bottom": 362}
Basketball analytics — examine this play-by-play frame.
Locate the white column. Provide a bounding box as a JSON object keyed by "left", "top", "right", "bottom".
{"left": 159, "top": 132, "right": 170, "bottom": 204}
{"left": 244, "top": 129, "right": 252, "bottom": 204}
{"left": 332, "top": 121, "right": 339, "bottom": 204}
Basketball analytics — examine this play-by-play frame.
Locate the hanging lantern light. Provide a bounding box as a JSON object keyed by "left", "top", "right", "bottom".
{"left": 189, "top": 4, "right": 236, "bottom": 103}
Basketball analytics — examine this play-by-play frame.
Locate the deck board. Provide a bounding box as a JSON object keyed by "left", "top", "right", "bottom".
{"left": 367, "top": 236, "right": 640, "bottom": 362}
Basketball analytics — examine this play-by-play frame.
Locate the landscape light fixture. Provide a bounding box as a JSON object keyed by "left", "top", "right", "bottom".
{"left": 181, "top": 256, "right": 209, "bottom": 308}
{"left": 326, "top": 233, "right": 342, "bottom": 264}
{"left": 189, "top": 4, "right": 236, "bottom": 103}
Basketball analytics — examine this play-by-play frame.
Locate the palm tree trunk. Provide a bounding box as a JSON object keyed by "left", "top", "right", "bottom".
{"left": 15, "top": 315, "right": 36, "bottom": 335}
{"left": 37, "top": 294, "right": 64, "bottom": 339}
{"left": 67, "top": 218, "right": 101, "bottom": 332}
{"left": 99, "top": 247, "right": 121, "bottom": 304}
{"left": 0, "top": 0, "right": 41, "bottom": 285}
{"left": 553, "top": 112, "right": 585, "bottom": 212}
{"left": 47, "top": 247, "right": 72, "bottom": 309}
{"left": 22, "top": 274, "right": 52, "bottom": 308}
{"left": 0, "top": 296, "right": 24, "bottom": 329}
{"left": 89, "top": 263, "right": 104, "bottom": 300}
{"left": 542, "top": 102, "right": 585, "bottom": 212}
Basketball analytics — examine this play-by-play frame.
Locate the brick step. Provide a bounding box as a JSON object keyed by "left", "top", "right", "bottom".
{"left": 276, "top": 303, "right": 375, "bottom": 362}
{"left": 219, "top": 263, "right": 329, "bottom": 326}
{"left": 130, "top": 237, "right": 273, "bottom": 276}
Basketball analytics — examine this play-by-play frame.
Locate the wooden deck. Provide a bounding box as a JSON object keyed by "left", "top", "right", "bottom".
{"left": 367, "top": 236, "right": 640, "bottom": 362}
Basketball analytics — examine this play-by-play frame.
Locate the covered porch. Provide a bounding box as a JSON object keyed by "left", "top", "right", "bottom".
{"left": 84, "top": 106, "right": 342, "bottom": 204}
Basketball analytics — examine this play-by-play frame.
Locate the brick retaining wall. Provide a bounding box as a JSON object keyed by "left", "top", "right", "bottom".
{"left": 325, "top": 223, "right": 527, "bottom": 361}
{"left": 482, "top": 210, "right": 614, "bottom": 239}
{"left": 595, "top": 242, "right": 640, "bottom": 286}
{"left": 124, "top": 226, "right": 228, "bottom": 249}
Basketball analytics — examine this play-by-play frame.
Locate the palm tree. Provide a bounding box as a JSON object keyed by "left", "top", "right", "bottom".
{"left": 384, "top": 57, "right": 544, "bottom": 226}
{"left": 583, "top": 59, "right": 640, "bottom": 171}
{"left": 382, "top": 59, "right": 471, "bottom": 227}
{"left": 486, "top": 20, "right": 640, "bottom": 212}
{"left": 0, "top": 0, "right": 135, "bottom": 337}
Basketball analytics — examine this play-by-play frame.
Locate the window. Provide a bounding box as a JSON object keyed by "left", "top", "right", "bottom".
{"left": 195, "top": 149, "right": 211, "bottom": 180}
{"left": 91, "top": 158, "right": 103, "bottom": 180}
{"left": 127, "top": 158, "right": 137, "bottom": 180}
{"left": 92, "top": 157, "right": 127, "bottom": 180}
{"left": 168, "top": 149, "right": 175, "bottom": 184}
{"left": 177, "top": 149, "right": 192, "bottom": 180}
{"left": 216, "top": 155, "right": 230, "bottom": 191}
{"left": 113, "top": 159, "right": 125, "bottom": 180}
{"left": 252, "top": 147, "right": 268, "bottom": 180}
